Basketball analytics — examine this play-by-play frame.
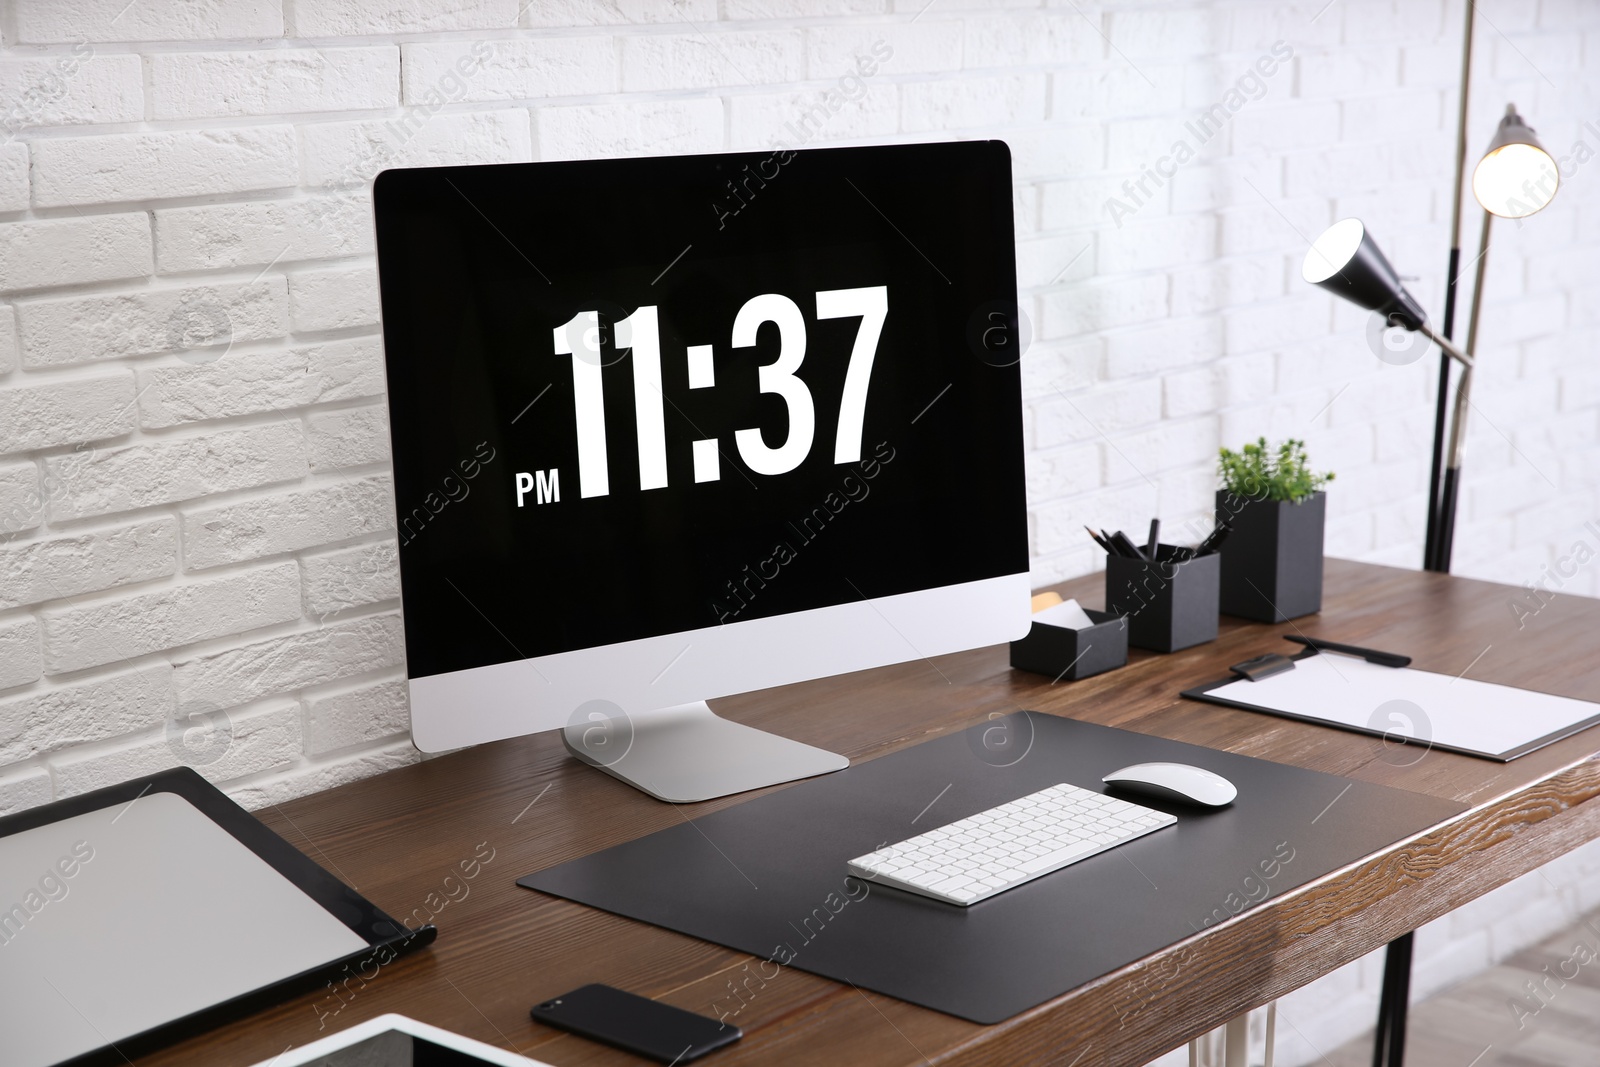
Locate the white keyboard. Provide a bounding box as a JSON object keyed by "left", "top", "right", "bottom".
{"left": 847, "top": 782, "right": 1176, "bottom": 905}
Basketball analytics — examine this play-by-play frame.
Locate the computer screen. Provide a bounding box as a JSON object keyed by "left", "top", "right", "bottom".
{"left": 374, "top": 141, "right": 1028, "bottom": 766}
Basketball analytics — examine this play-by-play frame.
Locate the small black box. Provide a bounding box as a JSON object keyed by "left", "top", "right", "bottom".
{"left": 1009, "top": 609, "right": 1129, "bottom": 682}
{"left": 1105, "top": 545, "right": 1220, "bottom": 653}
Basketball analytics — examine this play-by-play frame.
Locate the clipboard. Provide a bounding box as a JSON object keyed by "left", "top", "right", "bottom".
{"left": 1183, "top": 647, "right": 1600, "bottom": 761}
{"left": 0, "top": 767, "right": 435, "bottom": 1067}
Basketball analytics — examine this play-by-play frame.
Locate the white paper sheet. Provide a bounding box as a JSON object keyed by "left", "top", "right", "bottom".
{"left": 1205, "top": 652, "right": 1600, "bottom": 759}
{"left": 1032, "top": 598, "right": 1095, "bottom": 630}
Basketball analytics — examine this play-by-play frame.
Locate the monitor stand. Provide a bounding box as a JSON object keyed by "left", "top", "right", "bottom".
{"left": 562, "top": 701, "right": 848, "bottom": 804}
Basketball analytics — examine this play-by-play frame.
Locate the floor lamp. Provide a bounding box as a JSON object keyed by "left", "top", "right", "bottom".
{"left": 1433, "top": 104, "right": 1562, "bottom": 571}
{"left": 1302, "top": 111, "right": 1559, "bottom": 573}
{"left": 1298, "top": 105, "right": 1559, "bottom": 1067}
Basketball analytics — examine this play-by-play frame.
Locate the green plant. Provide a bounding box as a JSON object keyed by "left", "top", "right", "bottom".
{"left": 1218, "top": 438, "right": 1334, "bottom": 503}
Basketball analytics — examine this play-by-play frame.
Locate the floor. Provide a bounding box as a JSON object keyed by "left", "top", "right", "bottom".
{"left": 1323, "top": 915, "right": 1600, "bottom": 1067}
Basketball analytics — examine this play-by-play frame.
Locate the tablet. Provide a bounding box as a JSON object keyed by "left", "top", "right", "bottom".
{"left": 250, "top": 1014, "right": 554, "bottom": 1066}
{"left": 0, "top": 768, "right": 435, "bottom": 1067}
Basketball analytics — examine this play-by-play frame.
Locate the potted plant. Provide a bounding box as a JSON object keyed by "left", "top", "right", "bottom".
{"left": 1215, "top": 438, "right": 1334, "bottom": 622}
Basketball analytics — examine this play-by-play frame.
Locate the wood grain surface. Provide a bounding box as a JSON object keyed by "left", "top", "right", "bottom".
{"left": 135, "top": 560, "right": 1600, "bottom": 1066}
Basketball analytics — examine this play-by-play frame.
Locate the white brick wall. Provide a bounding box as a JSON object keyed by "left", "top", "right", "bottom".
{"left": 0, "top": 2, "right": 1596, "bottom": 1060}
{"left": 0, "top": 214, "right": 152, "bottom": 290}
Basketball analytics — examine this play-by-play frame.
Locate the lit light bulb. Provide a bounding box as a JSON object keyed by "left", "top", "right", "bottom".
{"left": 1471, "top": 107, "right": 1559, "bottom": 219}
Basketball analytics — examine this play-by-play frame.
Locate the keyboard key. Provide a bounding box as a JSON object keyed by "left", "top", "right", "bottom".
{"left": 1018, "top": 838, "right": 1103, "bottom": 875}
{"left": 930, "top": 874, "right": 975, "bottom": 893}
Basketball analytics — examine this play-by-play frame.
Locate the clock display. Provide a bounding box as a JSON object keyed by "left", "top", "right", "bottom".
{"left": 375, "top": 143, "right": 1026, "bottom": 679}
{"left": 519, "top": 286, "right": 886, "bottom": 507}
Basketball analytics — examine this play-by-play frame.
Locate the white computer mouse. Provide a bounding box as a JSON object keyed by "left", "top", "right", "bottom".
{"left": 1102, "top": 762, "right": 1237, "bottom": 807}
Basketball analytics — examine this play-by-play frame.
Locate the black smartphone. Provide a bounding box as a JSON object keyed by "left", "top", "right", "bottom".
{"left": 530, "top": 983, "right": 742, "bottom": 1063}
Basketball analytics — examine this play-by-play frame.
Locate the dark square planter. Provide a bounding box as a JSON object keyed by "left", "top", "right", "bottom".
{"left": 1216, "top": 490, "right": 1325, "bottom": 623}
{"left": 1010, "top": 609, "right": 1129, "bottom": 682}
{"left": 1105, "top": 545, "right": 1220, "bottom": 653}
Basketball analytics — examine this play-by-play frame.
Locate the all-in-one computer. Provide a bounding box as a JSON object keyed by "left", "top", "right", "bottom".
{"left": 373, "top": 141, "right": 1029, "bottom": 802}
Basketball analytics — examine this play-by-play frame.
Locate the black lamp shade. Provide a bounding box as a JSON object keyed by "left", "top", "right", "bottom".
{"left": 1301, "top": 218, "right": 1429, "bottom": 330}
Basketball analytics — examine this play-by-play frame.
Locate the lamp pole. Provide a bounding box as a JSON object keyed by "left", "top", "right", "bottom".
{"left": 1424, "top": 0, "right": 1476, "bottom": 574}
{"left": 1433, "top": 214, "right": 1489, "bottom": 573}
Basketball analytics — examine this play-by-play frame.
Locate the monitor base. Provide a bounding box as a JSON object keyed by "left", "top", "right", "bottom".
{"left": 562, "top": 701, "right": 848, "bottom": 803}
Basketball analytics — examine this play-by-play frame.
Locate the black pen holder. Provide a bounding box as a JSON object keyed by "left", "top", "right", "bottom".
{"left": 1105, "top": 545, "right": 1220, "bottom": 653}
{"left": 1009, "top": 609, "right": 1129, "bottom": 682}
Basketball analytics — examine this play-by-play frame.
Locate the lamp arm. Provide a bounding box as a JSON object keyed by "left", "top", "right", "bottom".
{"left": 1464, "top": 211, "right": 1492, "bottom": 361}
{"left": 1416, "top": 322, "right": 1474, "bottom": 369}
{"left": 1429, "top": 210, "right": 1491, "bottom": 574}
{"left": 1441, "top": 211, "right": 1493, "bottom": 469}
{"left": 1444, "top": 363, "right": 1474, "bottom": 470}
{"left": 1448, "top": 4, "right": 1476, "bottom": 252}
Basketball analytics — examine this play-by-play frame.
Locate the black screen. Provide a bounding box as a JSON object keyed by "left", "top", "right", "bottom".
{"left": 531, "top": 983, "right": 739, "bottom": 1061}
{"left": 374, "top": 142, "right": 1027, "bottom": 680}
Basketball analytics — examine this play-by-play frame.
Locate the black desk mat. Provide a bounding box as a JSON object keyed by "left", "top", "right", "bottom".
{"left": 521, "top": 713, "right": 1464, "bottom": 1023}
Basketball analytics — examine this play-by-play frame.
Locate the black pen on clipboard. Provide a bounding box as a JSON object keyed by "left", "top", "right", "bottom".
{"left": 1284, "top": 635, "right": 1411, "bottom": 668}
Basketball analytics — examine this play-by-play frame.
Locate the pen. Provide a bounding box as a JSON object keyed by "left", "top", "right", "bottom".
{"left": 1110, "top": 530, "right": 1147, "bottom": 561}
{"left": 1192, "top": 522, "right": 1231, "bottom": 558}
{"left": 1084, "top": 526, "right": 1114, "bottom": 553}
{"left": 1145, "top": 518, "right": 1160, "bottom": 561}
{"left": 1284, "top": 635, "right": 1412, "bottom": 668}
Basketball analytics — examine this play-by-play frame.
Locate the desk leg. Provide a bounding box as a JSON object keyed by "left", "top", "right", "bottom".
{"left": 1371, "top": 933, "right": 1414, "bottom": 1067}
{"left": 1191, "top": 1002, "right": 1275, "bottom": 1067}
{"left": 1224, "top": 1015, "right": 1249, "bottom": 1067}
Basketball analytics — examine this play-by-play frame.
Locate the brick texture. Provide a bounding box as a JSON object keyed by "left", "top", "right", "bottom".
{"left": 0, "top": 518, "right": 177, "bottom": 610}
{"left": 149, "top": 47, "right": 400, "bottom": 120}
{"left": 18, "top": 279, "right": 289, "bottom": 369}
{"left": 0, "top": 460, "right": 42, "bottom": 535}
{"left": 42, "top": 421, "right": 307, "bottom": 521}
{"left": 0, "top": 215, "right": 151, "bottom": 291}
{"left": 31, "top": 127, "right": 300, "bottom": 207}
{"left": 135, "top": 339, "right": 385, "bottom": 428}
{"left": 0, "top": 614, "right": 42, "bottom": 691}
{"left": 0, "top": 663, "right": 171, "bottom": 764}
{"left": 39, "top": 560, "right": 302, "bottom": 673}
{"left": 0, "top": 373, "right": 137, "bottom": 453}
{"left": 182, "top": 474, "right": 393, "bottom": 569}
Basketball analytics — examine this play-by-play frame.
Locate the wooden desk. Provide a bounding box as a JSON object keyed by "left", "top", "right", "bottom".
{"left": 144, "top": 560, "right": 1600, "bottom": 1066}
